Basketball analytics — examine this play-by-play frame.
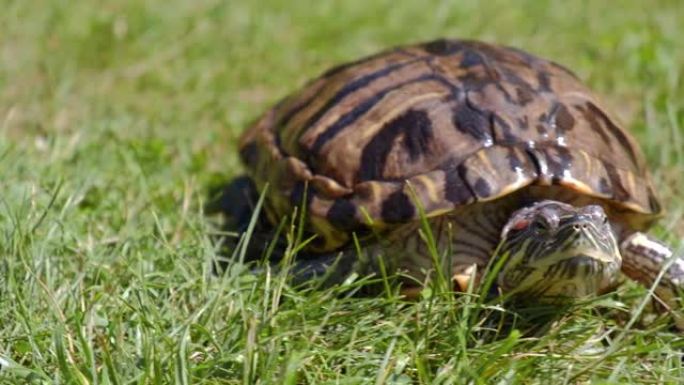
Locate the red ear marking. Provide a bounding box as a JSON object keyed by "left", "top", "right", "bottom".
{"left": 511, "top": 219, "right": 530, "bottom": 231}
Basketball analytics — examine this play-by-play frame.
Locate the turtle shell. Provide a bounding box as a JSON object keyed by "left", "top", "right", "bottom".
{"left": 239, "top": 39, "right": 662, "bottom": 252}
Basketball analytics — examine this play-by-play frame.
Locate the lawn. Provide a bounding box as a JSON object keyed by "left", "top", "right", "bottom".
{"left": 1, "top": 0, "right": 683, "bottom": 383}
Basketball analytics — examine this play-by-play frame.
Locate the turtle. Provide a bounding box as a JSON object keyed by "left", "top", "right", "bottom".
{"left": 222, "top": 38, "right": 683, "bottom": 319}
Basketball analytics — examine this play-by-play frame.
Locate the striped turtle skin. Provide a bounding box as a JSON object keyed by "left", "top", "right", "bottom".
{"left": 232, "top": 39, "right": 683, "bottom": 322}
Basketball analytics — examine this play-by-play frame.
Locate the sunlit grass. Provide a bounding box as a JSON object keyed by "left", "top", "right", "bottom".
{"left": 1, "top": 0, "right": 683, "bottom": 383}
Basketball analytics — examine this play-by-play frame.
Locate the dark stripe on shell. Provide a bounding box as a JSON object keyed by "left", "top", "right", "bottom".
{"left": 524, "top": 148, "right": 544, "bottom": 179}
{"left": 516, "top": 87, "right": 534, "bottom": 106}
{"left": 603, "top": 161, "right": 630, "bottom": 201}
{"left": 276, "top": 53, "right": 416, "bottom": 151}
{"left": 277, "top": 94, "right": 318, "bottom": 132}
{"left": 497, "top": 66, "right": 536, "bottom": 101}
{"left": 311, "top": 74, "right": 456, "bottom": 153}
{"left": 553, "top": 103, "right": 575, "bottom": 134}
{"left": 460, "top": 49, "right": 486, "bottom": 68}
{"left": 381, "top": 190, "right": 416, "bottom": 223}
{"left": 452, "top": 98, "right": 494, "bottom": 143}
{"left": 403, "top": 111, "right": 434, "bottom": 161}
{"left": 599, "top": 177, "right": 611, "bottom": 195}
{"left": 506, "top": 146, "right": 525, "bottom": 170}
{"left": 536, "top": 123, "right": 547, "bottom": 135}
{"left": 648, "top": 191, "right": 661, "bottom": 213}
{"left": 473, "top": 178, "right": 493, "bottom": 198}
{"left": 549, "top": 61, "right": 580, "bottom": 79}
{"left": 575, "top": 103, "right": 612, "bottom": 146}
{"left": 493, "top": 113, "right": 518, "bottom": 143}
{"left": 310, "top": 89, "right": 390, "bottom": 153}
{"left": 494, "top": 83, "right": 515, "bottom": 104}
{"left": 586, "top": 102, "right": 640, "bottom": 167}
{"left": 305, "top": 58, "right": 425, "bottom": 144}
{"left": 537, "top": 71, "right": 551, "bottom": 92}
{"left": 443, "top": 161, "right": 476, "bottom": 205}
{"left": 327, "top": 199, "right": 359, "bottom": 231}
{"left": 320, "top": 48, "right": 406, "bottom": 78}
{"left": 545, "top": 146, "right": 574, "bottom": 183}
{"left": 422, "top": 39, "right": 465, "bottom": 56}
{"left": 290, "top": 181, "right": 313, "bottom": 208}
{"left": 505, "top": 46, "right": 546, "bottom": 68}
{"left": 357, "top": 109, "right": 433, "bottom": 181}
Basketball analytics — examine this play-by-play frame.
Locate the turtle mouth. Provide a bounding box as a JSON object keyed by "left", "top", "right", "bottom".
{"left": 498, "top": 232, "right": 622, "bottom": 299}
{"left": 522, "top": 252, "right": 621, "bottom": 299}
{"left": 545, "top": 254, "right": 602, "bottom": 279}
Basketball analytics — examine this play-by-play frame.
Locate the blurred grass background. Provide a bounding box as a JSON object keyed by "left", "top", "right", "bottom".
{"left": 1, "top": 0, "right": 683, "bottom": 383}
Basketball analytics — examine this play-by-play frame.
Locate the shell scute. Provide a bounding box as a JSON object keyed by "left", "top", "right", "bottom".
{"left": 460, "top": 145, "right": 539, "bottom": 201}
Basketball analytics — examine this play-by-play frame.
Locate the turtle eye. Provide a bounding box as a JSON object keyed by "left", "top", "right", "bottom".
{"left": 530, "top": 219, "right": 549, "bottom": 233}
{"left": 511, "top": 218, "right": 531, "bottom": 231}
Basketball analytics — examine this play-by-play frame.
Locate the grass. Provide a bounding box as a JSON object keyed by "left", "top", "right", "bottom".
{"left": 1, "top": 0, "right": 683, "bottom": 383}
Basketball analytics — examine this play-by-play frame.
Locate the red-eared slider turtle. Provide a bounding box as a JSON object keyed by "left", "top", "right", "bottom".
{"left": 224, "top": 39, "right": 683, "bottom": 317}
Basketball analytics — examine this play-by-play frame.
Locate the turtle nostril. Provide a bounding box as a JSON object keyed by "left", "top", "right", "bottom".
{"left": 572, "top": 223, "right": 590, "bottom": 232}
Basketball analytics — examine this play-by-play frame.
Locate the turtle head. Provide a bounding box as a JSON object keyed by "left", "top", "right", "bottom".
{"left": 496, "top": 200, "right": 622, "bottom": 300}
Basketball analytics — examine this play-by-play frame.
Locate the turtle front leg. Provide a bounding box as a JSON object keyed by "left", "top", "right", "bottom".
{"left": 620, "top": 232, "right": 684, "bottom": 328}
{"left": 288, "top": 251, "right": 358, "bottom": 287}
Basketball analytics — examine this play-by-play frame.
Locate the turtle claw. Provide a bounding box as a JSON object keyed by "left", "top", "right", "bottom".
{"left": 248, "top": 250, "right": 357, "bottom": 289}
{"left": 290, "top": 252, "right": 356, "bottom": 286}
